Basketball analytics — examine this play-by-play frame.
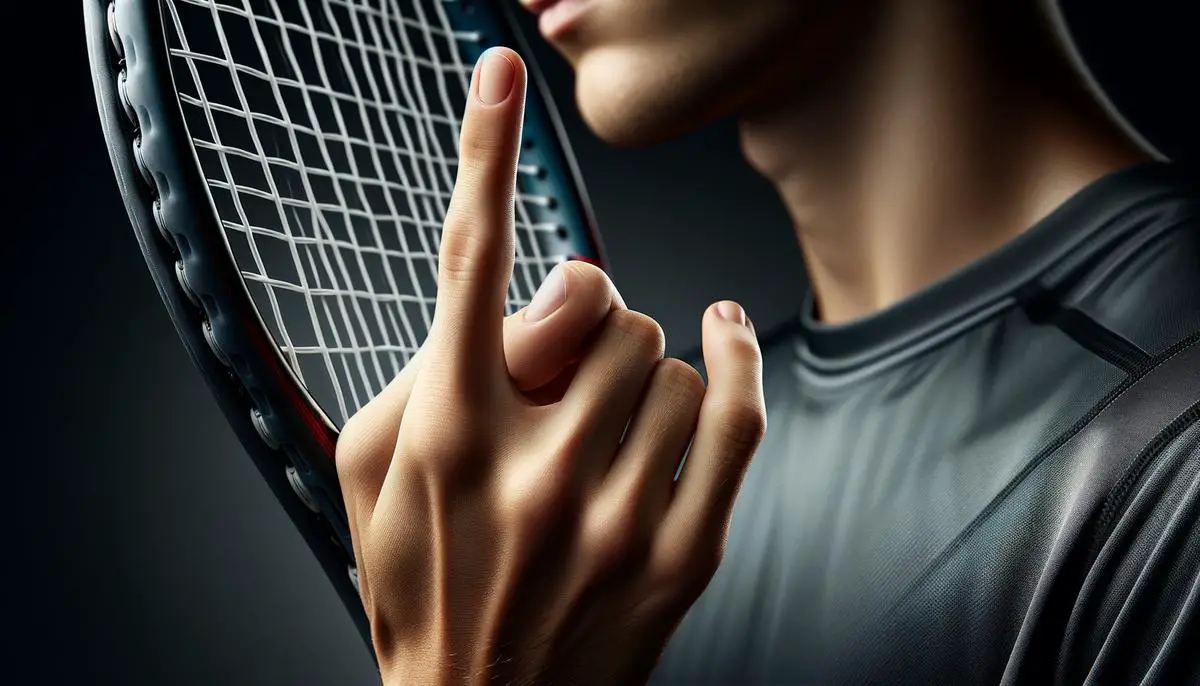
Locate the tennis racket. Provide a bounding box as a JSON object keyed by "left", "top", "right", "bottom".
{"left": 84, "top": 0, "right": 604, "bottom": 643}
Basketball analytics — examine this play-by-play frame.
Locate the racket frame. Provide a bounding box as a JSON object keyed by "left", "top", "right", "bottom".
{"left": 84, "top": 0, "right": 605, "bottom": 646}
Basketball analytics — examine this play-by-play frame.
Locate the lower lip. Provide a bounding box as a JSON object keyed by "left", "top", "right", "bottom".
{"left": 538, "top": 0, "right": 590, "bottom": 40}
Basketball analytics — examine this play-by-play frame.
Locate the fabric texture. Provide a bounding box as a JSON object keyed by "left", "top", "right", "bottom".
{"left": 652, "top": 162, "right": 1200, "bottom": 685}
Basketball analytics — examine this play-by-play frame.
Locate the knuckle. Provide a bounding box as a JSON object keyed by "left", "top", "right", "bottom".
{"left": 723, "top": 333, "right": 763, "bottom": 365}
{"left": 582, "top": 498, "right": 647, "bottom": 573}
{"left": 609, "top": 310, "right": 666, "bottom": 359}
{"left": 336, "top": 413, "right": 367, "bottom": 461}
{"left": 335, "top": 416, "right": 370, "bottom": 482}
{"left": 460, "top": 121, "right": 508, "bottom": 162}
{"left": 712, "top": 400, "right": 768, "bottom": 452}
{"left": 651, "top": 536, "right": 725, "bottom": 599}
{"left": 655, "top": 358, "right": 706, "bottom": 400}
{"left": 700, "top": 393, "right": 768, "bottom": 453}
{"left": 562, "top": 258, "right": 606, "bottom": 284}
{"left": 495, "top": 459, "right": 575, "bottom": 533}
{"left": 395, "top": 420, "right": 483, "bottom": 482}
{"left": 436, "top": 219, "right": 487, "bottom": 284}
{"left": 336, "top": 411, "right": 390, "bottom": 488}
{"left": 560, "top": 260, "right": 612, "bottom": 301}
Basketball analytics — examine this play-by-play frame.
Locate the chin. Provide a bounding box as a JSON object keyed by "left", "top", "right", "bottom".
{"left": 571, "top": 47, "right": 726, "bottom": 149}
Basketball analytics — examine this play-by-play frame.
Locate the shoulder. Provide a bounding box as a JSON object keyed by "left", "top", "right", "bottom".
{"left": 1068, "top": 166, "right": 1200, "bottom": 355}
{"left": 1056, "top": 405, "right": 1200, "bottom": 684}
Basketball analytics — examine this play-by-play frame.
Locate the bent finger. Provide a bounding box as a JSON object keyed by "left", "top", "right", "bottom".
{"left": 665, "top": 302, "right": 765, "bottom": 549}
{"left": 504, "top": 260, "right": 626, "bottom": 391}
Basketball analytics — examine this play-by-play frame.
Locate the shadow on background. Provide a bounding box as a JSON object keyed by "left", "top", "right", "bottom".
{"left": 1, "top": 1, "right": 1194, "bottom": 683}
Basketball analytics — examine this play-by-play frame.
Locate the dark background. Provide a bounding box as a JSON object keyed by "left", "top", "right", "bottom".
{"left": 4, "top": 1, "right": 1194, "bottom": 684}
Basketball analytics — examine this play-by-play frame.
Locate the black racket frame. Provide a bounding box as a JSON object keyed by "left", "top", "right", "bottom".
{"left": 83, "top": 0, "right": 604, "bottom": 647}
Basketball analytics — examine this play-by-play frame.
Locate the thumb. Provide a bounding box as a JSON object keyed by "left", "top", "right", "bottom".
{"left": 503, "top": 260, "right": 626, "bottom": 391}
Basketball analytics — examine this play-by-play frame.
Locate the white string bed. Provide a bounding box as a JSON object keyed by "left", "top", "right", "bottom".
{"left": 165, "top": 0, "right": 566, "bottom": 425}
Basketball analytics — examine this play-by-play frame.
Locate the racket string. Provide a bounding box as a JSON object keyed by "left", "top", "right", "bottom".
{"left": 166, "top": 0, "right": 564, "bottom": 424}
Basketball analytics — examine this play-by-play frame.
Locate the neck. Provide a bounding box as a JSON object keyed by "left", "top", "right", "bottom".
{"left": 738, "top": 1, "right": 1151, "bottom": 324}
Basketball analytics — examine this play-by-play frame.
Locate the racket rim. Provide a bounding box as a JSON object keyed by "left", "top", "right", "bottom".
{"left": 84, "top": 0, "right": 372, "bottom": 643}
{"left": 113, "top": 0, "right": 607, "bottom": 447}
{"left": 100, "top": 0, "right": 344, "bottom": 491}
{"left": 87, "top": 0, "right": 607, "bottom": 646}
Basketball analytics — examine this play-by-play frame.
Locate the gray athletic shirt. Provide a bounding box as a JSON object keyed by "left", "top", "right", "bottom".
{"left": 651, "top": 162, "right": 1200, "bottom": 685}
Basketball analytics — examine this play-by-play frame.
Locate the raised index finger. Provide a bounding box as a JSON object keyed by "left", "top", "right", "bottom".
{"left": 426, "top": 47, "right": 528, "bottom": 383}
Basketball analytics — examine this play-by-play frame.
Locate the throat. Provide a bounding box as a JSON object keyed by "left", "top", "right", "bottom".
{"left": 737, "top": 0, "right": 1151, "bottom": 325}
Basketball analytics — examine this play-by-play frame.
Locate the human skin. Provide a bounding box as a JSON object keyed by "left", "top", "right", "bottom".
{"left": 340, "top": 0, "right": 1156, "bottom": 682}
{"left": 337, "top": 48, "right": 768, "bottom": 685}
{"left": 535, "top": 0, "right": 1152, "bottom": 322}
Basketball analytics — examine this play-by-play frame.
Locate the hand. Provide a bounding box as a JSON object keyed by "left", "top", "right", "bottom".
{"left": 336, "top": 47, "right": 767, "bottom": 686}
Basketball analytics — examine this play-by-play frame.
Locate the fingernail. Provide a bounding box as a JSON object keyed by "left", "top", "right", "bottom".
{"left": 716, "top": 301, "right": 747, "bottom": 326}
{"left": 525, "top": 264, "right": 567, "bottom": 322}
{"left": 477, "top": 49, "right": 515, "bottom": 105}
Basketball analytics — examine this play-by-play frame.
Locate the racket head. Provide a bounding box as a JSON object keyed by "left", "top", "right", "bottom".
{"left": 85, "top": 0, "right": 604, "bottom": 642}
